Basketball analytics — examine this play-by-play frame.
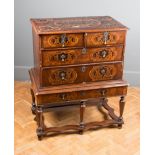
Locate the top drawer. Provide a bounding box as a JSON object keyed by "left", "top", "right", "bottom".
{"left": 86, "top": 31, "right": 126, "bottom": 47}
{"left": 41, "top": 33, "right": 84, "bottom": 49}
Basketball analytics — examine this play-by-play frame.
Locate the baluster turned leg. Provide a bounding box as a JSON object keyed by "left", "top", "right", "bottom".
{"left": 118, "top": 96, "right": 126, "bottom": 128}
{"left": 30, "top": 89, "right": 36, "bottom": 115}
{"left": 79, "top": 101, "right": 86, "bottom": 135}
{"left": 36, "top": 107, "right": 45, "bottom": 140}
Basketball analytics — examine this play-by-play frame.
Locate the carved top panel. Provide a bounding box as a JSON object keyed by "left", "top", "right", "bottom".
{"left": 30, "top": 16, "right": 128, "bottom": 34}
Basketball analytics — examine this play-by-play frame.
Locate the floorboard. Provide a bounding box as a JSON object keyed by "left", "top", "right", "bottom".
{"left": 14, "top": 81, "right": 140, "bottom": 155}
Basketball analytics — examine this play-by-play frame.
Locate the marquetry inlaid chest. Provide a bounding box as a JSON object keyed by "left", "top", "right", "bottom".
{"left": 29, "top": 16, "right": 128, "bottom": 140}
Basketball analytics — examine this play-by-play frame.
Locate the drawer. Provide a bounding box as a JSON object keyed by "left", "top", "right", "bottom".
{"left": 42, "top": 46, "right": 123, "bottom": 67}
{"left": 41, "top": 63, "right": 123, "bottom": 87}
{"left": 37, "top": 86, "right": 127, "bottom": 104}
{"left": 86, "top": 31, "right": 126, "bottom": 47}
{"left": 41, "top": 33, "right": 84, "bottom": 49}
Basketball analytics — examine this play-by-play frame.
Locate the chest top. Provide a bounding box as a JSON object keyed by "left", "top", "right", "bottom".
{"left": 30, "top": 16, "right": 128, "bottom": 34}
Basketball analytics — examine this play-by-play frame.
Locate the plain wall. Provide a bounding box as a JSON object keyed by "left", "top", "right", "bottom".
{"left": 14, "top": 0, "right": 140, "bottom": 86}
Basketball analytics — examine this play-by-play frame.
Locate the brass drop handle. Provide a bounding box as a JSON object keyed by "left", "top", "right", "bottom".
{"left": 101, "top": 90, "right": 106, "bottom": 96}
{"left": 59, "top": 53, "right": 67, "bottom": 61}
{"left": 60, "top": 93, "right": 66, "bottom": 100}
{"left": 59, "top": 71, "right": 66, "bottom": 80}
{"left": 103, "top": 32, "right": 109, "bottom": 44}
{"left": 100, "top": 50, "right": 107, "bottom": 58}
{"left": 60, "top": 34, "right": 68, "bottom": 47}
{"left": 100, "top": 68, "right": 106, "bottom": 75}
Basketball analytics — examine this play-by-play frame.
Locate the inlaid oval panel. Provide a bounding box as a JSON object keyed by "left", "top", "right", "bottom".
{"left": 43, "top": 68, "right": 77, "bottom": 86}
{"left": 41, "top": 63, "right": 123, "bottom": 87}
{"left": 41, "top": 33, "right": 84, "bottom": 49}
{"left": 42, "top": 46, "right": 123, "bottom": 67}
{"left": 89, "top": 65, "right": 117, "bottom": 81}
{"left": 86, "top": 31, "right": 126, "bottom": 47}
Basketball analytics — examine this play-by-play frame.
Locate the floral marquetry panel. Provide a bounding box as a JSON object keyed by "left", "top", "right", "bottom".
{"left": 31, "top": 16, "right": 128, "bottom": 34}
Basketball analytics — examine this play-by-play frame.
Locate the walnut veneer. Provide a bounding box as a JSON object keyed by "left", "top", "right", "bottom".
{"left": 29, "top": 16, "right": 128, "bottom": 140}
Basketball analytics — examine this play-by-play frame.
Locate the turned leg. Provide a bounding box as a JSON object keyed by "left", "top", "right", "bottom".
{"left": 118, "top": 96, "right": 126, "bottom": 128}
{"left": 30, "top": 89, "right": 36, "bottom": 115}
{"left": 36, "top": 107, "right": 45, "bottom": 140}
{"left": 79, "top": 101, "right": 86, "bottom": 135}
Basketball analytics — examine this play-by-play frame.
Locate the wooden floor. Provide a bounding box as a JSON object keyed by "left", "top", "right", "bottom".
{"left": 15, "top": 81, "right": 140, "bottom": 155}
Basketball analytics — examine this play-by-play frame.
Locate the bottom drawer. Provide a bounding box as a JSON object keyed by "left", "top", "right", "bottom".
{"left": 37, "top": 86, "right": 127, "bottom": 104}
{"left": 41, "top": 63, "right": 123, "bottom": 87}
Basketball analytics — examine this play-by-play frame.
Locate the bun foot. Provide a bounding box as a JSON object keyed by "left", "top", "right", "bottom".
{"left": 38, "top": 135, "right": 43, "bottom": 141}
{"left": 79, "top": 130, "right": 83, "bottom": 135}
{"left": 118, "top": 124, "right": 122, "bottom": 129}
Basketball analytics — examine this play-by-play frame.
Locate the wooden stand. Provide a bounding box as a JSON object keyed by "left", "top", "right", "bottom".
{"left": 30, "top": 88, "right": 125, "bottom": 140}
{"left": 29, "top": 69, "right": 128, "bottom": 140}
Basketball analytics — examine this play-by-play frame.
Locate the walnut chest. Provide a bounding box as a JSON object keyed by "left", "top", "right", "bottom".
{"left": 29, "top": 16, "right": 128, "bottom": 140}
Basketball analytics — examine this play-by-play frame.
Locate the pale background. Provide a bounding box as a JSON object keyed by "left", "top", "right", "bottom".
{"left": 14, "top": 0, "right": 140, "bottom": 86}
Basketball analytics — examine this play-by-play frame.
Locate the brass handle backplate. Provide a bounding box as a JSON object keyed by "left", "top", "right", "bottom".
{"left": 100, "top": 68, "right": 106, "bottom": 75}
{"left": 58, "top": 53, "right": 68, "bottom": 61}
{"left": 60, "top": 34, "right": 68, "bottom": 47}
{"left": 59, "top": 71, "right": 66, "bottom": 80}
{"left": 100, "top": 50, "right": 107, "bottom": 58}
{"left": 103, "top": 32, "right": 109, "bottom": 44}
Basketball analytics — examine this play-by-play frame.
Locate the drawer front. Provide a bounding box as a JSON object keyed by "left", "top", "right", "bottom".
{"left": 41, "top": 33, "right": 84, "bottom": 49}
{"left": 41, "top": 63, "right": 123, "bottom": 87}
{"left": 42, "top": 46, "right": 123, "bottom": 67}
{"left": 37, "top": 86, "right": 127, "bottom": 104}
{"left": 86, "top": 31, "right": 125, "bottom": 47}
